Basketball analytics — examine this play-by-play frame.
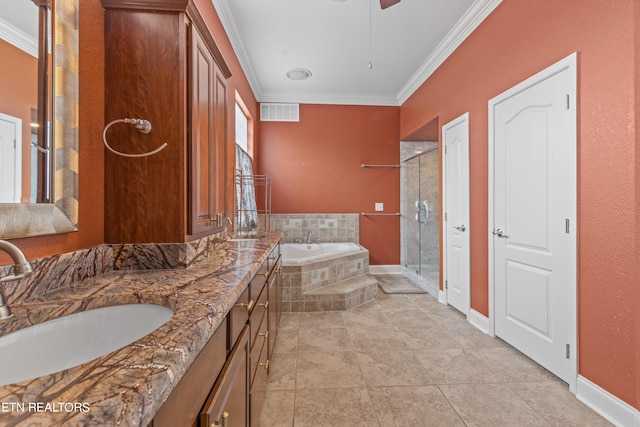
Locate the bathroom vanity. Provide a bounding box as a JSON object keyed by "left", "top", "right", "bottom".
{"left": 0, "top": 234, "right": 282, "bottom": 426}
{"left": 152, "top": 240, "right": 281, "bottom": 427}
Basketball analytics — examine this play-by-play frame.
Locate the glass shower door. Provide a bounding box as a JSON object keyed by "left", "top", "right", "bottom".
{"left": 402, "top": 145, "right": 440, "bottom": 287}
{"left": 403, "top": 156, "right": 421, "bottom": 275}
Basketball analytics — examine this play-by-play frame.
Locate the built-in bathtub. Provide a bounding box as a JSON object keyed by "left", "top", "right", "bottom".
{"left": 280, "top": 242, "right": 372, "bottom": 311}
{"left": 281, "top": 242, "right": 364, "bottom": 265}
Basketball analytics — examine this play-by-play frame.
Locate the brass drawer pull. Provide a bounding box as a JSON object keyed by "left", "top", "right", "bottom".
{"left": 258, "top": 330, "right": 269, "bottom": 339}
{"left": 211, "top": 411, "right": 229, "bottom": 427}
{"left": 259, "top": 360, "right": 269, "bottom": 370}
{"left": 256, "top": 271, "right": 269, "bottom": 277}
{"left": 237, "top": 300, "right": 254, "bottom": 311}
{"left": 258, "top": 301, "right": 269, "bottom": 309}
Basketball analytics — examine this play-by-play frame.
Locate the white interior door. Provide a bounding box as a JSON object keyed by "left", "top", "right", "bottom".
{"left": 443, "top": 113, "right": 470, "bottom": 315}
{"left": 0, "top": 113, "right": 22, "bottom": 203}
{"left": 489, "top": 54, "right": 576, "bottom": 388}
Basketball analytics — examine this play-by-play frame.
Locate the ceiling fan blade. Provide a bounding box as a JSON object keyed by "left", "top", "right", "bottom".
{"left": 380, "top": 0, "right": 401, "bottom": 9}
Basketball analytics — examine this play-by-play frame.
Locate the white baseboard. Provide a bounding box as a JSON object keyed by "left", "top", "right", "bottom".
{"left": 369, "top": 265, "right": 402, "bottom": 275}
{"left": 576, "top": 376, "right": 640, "bottom": 427}
{"left": 469, "top": 308, "right": 492, "bottom": 335}
{"left": 438, "top": 290, "right": 447, "bottom": 304}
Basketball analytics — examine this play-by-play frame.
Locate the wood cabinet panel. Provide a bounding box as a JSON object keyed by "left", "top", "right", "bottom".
{"left": 229, "top": 287, "right": 249, "bottom": 352}
{"left": 200, "top": 326, "right": 249, "bottom": 427}
{"left": 102, "top": 0, "right": 229, "bottom": 244}
{"left": 189, "top": 26, "right": 216, "bottom": 236}
{"left": 267, "top": 257, "right": 281, "bottom": 357}
{"left": 104, "top": 9, "right": 187, "bottom": 243}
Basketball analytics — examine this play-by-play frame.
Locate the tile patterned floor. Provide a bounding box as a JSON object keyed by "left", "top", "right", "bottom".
{"left": 261, "top": 277, "right": 612, "bottom": 427}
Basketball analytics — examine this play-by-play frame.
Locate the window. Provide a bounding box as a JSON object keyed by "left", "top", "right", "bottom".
{"left": 235, "top": 102, "right": 248, "bottom": 153}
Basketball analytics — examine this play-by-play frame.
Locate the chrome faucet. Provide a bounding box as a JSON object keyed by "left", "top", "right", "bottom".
{"left": 306, "top": 231, "right": 312, "bottom": 244}
{"left": 0, "top": 240, "right": 34, "bottom": 319}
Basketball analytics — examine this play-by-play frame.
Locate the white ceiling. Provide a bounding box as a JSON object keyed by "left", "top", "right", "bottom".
{"left": 0, "top": 0, "right": 39, "bottom": 57}
{"left": 211, "top": 0, "right": 502, "bottom": 106}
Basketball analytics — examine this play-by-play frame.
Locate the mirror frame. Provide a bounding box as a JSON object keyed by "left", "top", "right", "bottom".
{"left": 0, "top": 0, "right": 78, "bottom": 239}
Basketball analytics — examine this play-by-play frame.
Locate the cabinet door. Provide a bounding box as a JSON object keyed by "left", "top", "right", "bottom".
{"left": 189, "top": 26, "right": 226, "bottom": 237}
{"left": 213, "top": 64, "right": 227, "bottom": 228}
{"left": 200, "top": 326, "right": 249, "bottom": 427}
{"left": 268, "top": 255, "right": 282, "bottom": 356}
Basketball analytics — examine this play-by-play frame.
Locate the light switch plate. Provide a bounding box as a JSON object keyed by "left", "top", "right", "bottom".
{"left": 375, "top": 203, "right": 384, "bottom": 211}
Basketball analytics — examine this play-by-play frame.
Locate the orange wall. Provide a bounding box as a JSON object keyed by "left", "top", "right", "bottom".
{"left": 0, "top": 40, "right": 38, "bottom": 203}
{"left": 401, "top": 0, "right": 638, "bottom": 409}
{"left": 257, "top": 104, "right": 401, "bottom": 265}
{"left": 2, "top": 0, "right": 257, "bottom": 266}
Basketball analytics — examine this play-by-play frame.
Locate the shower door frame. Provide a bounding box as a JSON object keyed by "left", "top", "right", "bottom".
{"left": 400, "top": 142, "right": 440, "bottom": 295}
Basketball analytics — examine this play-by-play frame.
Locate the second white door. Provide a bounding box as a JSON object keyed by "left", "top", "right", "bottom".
{"left": 443, "top": 113, "right": 470, "bottom": 315}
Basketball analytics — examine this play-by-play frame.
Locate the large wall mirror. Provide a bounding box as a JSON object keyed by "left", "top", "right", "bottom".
{"left": 0, "top": 0, "right": 78, "bottom": 238}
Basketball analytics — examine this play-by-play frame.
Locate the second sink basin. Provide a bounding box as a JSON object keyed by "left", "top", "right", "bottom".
{"left": 0, "top": 303, "right": 173, "bottom": 386}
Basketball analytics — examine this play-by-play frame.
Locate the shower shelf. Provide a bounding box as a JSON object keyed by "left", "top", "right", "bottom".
{"left": 360, "top": 163, "right": 400, "bottom": 168}
{"left": 361, "top": 212, "right": 401, "bottom": 216}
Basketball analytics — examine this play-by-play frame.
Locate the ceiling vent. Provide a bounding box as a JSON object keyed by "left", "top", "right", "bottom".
{"left": 260, "top": 103, "right": 300, "bottom": 122}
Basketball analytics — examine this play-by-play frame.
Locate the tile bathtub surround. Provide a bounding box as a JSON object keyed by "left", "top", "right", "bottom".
{"left": 281, "top": 249, "right": 370, "bottom": 312}
{"left": 0, "top": 233, "right": 281, "bottom": 426}
{"left": 261, "top": 282, "right": 613, "bottom": 427}
{"left": 271, "top": 214, "right": 359, "bottom": 243}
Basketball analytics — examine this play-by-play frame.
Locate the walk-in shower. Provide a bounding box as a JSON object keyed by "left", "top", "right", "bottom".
{"left": 400, "top": 141, "right": 439, "bottom": 293}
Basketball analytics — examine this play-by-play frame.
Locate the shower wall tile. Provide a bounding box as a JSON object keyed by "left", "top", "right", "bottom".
{"left": 271, "top": 214, "right": 359, "bottom": 243}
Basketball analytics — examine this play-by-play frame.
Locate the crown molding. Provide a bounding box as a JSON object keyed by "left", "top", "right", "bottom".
{"left": 396, "top": 0, "right": 503, "bottom": 105}
{"left": 210, "top": 0, "right": 264, "bottom": 99}
{"left": 0, "top": 18, "right": 38, "bottom": 58}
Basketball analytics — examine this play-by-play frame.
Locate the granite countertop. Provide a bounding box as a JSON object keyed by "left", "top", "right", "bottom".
{"left": 0, "top": 233, "right": 281, "bottom": 427}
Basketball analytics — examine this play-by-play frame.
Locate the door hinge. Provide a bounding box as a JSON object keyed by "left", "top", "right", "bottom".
{"left": 566, "top": 344, "right": 570, "bottom": 359}
{"left": 565, "top": 218, "right": 570, "bottom": 234}
{"left": 445, "top": 280, "right": 448, "bottom": 290}
{"left": 566, "top": 94, "right": 570, "bottom": 110}
{"left": 444, "top": 145, "right": 447, "bottom": 154}
{"left": 444, "top": 212, "right": 447, "bottom": 221}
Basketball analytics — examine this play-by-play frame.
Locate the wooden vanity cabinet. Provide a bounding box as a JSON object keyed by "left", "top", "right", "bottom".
{"left": 150, "top": 242, "right": 282, "bottom": 427}
{"left": 102, "top": 0, "right": 231, "bottom": 244}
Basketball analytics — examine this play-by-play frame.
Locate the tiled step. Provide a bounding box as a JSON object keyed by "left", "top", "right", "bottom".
{"left": 300, "top": 274, "right": 378, "bottom": 311}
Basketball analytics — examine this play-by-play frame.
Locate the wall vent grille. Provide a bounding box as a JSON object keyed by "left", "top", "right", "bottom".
{"left": 260, "top": 103, "right": 300, "bottom": 122}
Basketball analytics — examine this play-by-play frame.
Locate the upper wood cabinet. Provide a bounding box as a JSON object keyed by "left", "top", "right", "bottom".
{"left": 102, "top": 0, "right": 231, "bottom": 243}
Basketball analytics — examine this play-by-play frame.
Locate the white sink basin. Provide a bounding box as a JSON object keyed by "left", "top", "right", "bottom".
{"left": 0, "top": 304, "right": 173, "bottom": 386}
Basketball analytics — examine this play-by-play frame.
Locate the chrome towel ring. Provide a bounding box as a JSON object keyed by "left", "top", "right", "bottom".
{"left": 102, "top": 118, "right": 167, "bottom": 158}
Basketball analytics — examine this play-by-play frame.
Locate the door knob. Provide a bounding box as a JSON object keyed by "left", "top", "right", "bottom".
{"left": 454, "top": 225, "right": 466, "bottom": 232}
{"left": 492, "top": 228, "right": 509, "bottom": 238}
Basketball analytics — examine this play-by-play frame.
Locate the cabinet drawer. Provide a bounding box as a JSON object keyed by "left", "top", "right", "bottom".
{"left": 153, "top": 318, "right": 227, "bottom": 427}
{"left": 249, "top": 324, "right": 268, "bottom": 387}
{"left": 249, "top": 337, "right": 269, "bottom": 427}
{"left": 250, "top": 287, "right": 268, "bottom": 347}
{"left": 228, "top": 287, "right": 249, "bottom": 351}
{"left": 200, "top": 326, "right": 249, "bottom": 427}
{"left": 250, "top": 267, "right": 268, "bottom": 301}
